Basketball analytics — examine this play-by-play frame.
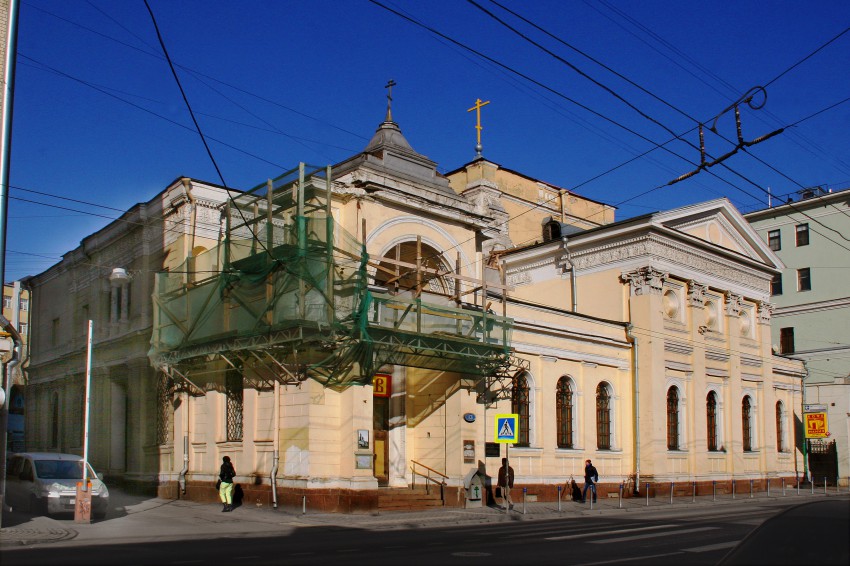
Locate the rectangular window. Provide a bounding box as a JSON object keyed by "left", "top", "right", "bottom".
{"left": 18, "top": 322, "right": 27, "bottom": 336}
{"left": 768, "top": 229, "right": 781, "bottom": 251}
{"left": 19, "top": 298, "right": 29, "bottom": 311}
{"left": 771, "top": 273, "right": 783, "bottom": 296}
{"left": 798, "top": 268, "right": 811, "bottom": 291}
{"left": 780, "top": 327, "right": 795, "bottom": 354}
{"left": 2, "top": 295, "right": 10, "bottom": 309}
{"left": 795, "top": 224, "right": 809, "bottom": 246}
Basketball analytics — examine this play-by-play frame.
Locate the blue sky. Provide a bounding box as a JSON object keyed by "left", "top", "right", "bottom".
{"left": 6, "top": 0, "right": 850, "bottom": 281}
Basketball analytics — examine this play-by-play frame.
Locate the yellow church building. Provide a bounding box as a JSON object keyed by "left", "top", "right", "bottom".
{"left": 26, "top": 105, "right": 804, "bottom": 512}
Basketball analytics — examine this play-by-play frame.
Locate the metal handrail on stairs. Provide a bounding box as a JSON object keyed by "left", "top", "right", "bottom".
{"left": 410, "top": 460, "right": 448, "bottom": 503}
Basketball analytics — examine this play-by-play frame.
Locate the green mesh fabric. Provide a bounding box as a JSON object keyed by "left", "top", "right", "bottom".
{"left": 150, "top": 164, "right": 513, "bottom": 389}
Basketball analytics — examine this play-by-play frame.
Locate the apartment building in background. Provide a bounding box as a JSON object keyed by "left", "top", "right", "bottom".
{"left": 745, "top": 185, "right": 850, "bottom": 486}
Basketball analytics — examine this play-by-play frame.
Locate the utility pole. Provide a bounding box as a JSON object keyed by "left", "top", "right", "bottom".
{"left": 0, "top": 0, "right": 21, "bottom": 527}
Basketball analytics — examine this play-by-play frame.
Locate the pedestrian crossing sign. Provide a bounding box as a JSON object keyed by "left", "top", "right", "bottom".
{"left": 494, "top": 414, "right": 519, "bottom": 443}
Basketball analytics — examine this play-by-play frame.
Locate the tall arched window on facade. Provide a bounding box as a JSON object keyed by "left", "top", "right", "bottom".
{"left": 512, "top": 373, "right": 530, "bottom": 447}
{"left": 775, "top": 401, "right": 785, "bottom": 452}
{"left": 667, "top": 386, "right": 680, "bottom": 450}
{"left": 556, "top": 377, "right": 574, "bottom": 449}
{"left": 706, "top": 391, "right": 718, "bottom": 451}
{"left": 596, "top": 382, "right": 611, "bottom": 450}
{"left": 742, "top": 395, "right": 753, "bottom": 452}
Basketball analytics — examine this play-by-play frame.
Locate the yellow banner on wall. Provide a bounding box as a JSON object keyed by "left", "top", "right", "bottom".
{"left": 804, "top": 412, "right": 828, "bottom": 438}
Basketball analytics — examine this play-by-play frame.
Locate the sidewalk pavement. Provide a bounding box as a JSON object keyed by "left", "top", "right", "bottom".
{"left": 2, "top": 487, "right": 848, "bottom": 550}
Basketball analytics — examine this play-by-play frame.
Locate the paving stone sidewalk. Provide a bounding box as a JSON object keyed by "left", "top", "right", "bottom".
{"left": 2, "top": 487, "right": 847, "bottom": 549}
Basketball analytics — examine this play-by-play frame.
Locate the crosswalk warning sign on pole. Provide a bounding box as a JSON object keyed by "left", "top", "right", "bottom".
{"left": 495, "top": 414, "right": 519, "bottom": 444}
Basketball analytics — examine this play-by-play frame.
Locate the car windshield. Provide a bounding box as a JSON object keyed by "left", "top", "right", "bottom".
{"left": 34, "top": 460, "right": 95, "bottom": 480}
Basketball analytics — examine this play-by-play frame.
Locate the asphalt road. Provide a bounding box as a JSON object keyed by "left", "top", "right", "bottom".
{"left": 1, "top": 501, "right": 819, "bottom": 566}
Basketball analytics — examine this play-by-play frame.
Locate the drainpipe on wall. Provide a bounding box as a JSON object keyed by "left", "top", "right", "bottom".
{"left": 270, "top": 381, "right": 279, "bottom": 509}
{"left": 626, "top": 323, "right": 640, "bottom": 495}
{"left": 800, "top": 359, "right": 809, "bottom": 483}
{"left": 177, "top": 388, "right": 189, "bottom": 496}
{"left": 561, "top": 236, "right": 577, "bottom": 312}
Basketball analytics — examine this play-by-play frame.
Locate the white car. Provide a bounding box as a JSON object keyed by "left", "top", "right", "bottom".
{"left": 5, "top": 452, "right": 109, "bottom": 519}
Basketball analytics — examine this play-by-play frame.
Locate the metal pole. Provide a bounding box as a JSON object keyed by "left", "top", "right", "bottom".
{"left": 796, "top": 477, "right": 800, "bottom": 496}
{"left": 782, "top": 477, "right": 785, "bottom": 496}
{"left": 670, "top": 482, "right": 673, "bottom": 505}
{"left": 557, "top": 485, "right": 561, "bottom": 512}
{"left": 692, "top": 481, "right": 696, "bottom": 503}
{"left": 713, "top": 480, "right": 716, "bottom": 502}
{"left": 82, "top": 320, "right": 93, "bottom": 486}
{"left": 824, "top": 477, "right": 827, "bottom": 496}
{"left": 749, "top": 479, "right": 753, "bottom": 499}
{"left": 811, "top": 479, "right": 814, "bottom": 495}
{"left": 522, "top": 487, "right": 527, "bottom": 515}
{"left": 646, "top": 482, "right": 650, "bottom": 507}
{"left": 767, "top": 478, "right": 770, "bottom": 498}
{"left": 732, "top": 479, "right": 736, "bottom": 500}
{"left": 302, "top": 495, "right": 306, "bottom": 514}
{"left": 619, "top": 483, "right": 623, "bottom": 509}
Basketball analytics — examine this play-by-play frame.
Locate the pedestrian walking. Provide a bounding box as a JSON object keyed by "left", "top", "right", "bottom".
{"left": 497, "top": 457, "right": 515, "bottom": 510}
{"left": 218, "top": 456, "right": 236, "bottom": 512}
{"left": 582, "top": 459, "right": 598, "bottom": 503}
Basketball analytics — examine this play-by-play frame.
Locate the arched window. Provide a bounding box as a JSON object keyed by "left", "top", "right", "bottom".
{"left": 512, "top": 373, "right": 530, "bottom": 447}
{"left": 556, "top": 377, "right": 574, "bottom": 449}
{"left": 707, "top": 391, "right": 718, "bottom": 451}
{"left": 51, "top": 392, "right": 60, "bottom": 448}
{"left": 596, "top": 383, "right": 611, "bottom": 450}
{"left": 742, "top": 396, "right": 753, "bottom": 452}
{"left": 775, "top": 401, "right": 785, "bottom": 452}
{"left": 667, "top": 386, "right": 680, "bottom": 450}
{"left": 374, "top": 241, "right": 452, "bottom": 296}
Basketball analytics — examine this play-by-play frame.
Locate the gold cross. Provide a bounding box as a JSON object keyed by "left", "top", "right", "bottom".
{"left": 385, "top": 79, "right": 397, "bottom": 121}
{"left": 467, "top": 98, "right": 491, "bottom": 150}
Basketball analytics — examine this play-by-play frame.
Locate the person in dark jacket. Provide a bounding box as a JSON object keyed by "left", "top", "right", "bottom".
{"left": 497, "top": 458, "right": 515, "bottom": 510}
{"left": 219, "top": 456, "right": 236, "bottom": 512}
{"left": 582, "top": 459, "right": 598, "bottom": 503}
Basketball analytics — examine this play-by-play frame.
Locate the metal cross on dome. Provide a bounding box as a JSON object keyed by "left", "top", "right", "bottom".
{"left": 385, "top": 79, "right": 396, "bottom": 121}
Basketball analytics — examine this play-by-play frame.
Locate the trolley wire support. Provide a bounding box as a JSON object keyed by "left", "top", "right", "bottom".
{"left": 669, "top": 86, "right": 784, "bottom": 186}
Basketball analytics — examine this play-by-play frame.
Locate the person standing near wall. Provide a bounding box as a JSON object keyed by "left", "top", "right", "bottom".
{"left": 582, "top": 459, "right": 598, "bottom": 503}
{"left": 498, "top": 458, "right": 514, "bottom": 510}
{"left": 218, "top": 456, "right": 236, "bottom": 512}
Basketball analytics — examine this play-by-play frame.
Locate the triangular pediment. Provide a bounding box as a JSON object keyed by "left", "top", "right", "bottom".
{"left": 651, "top": 198, "right": 781, "bottom": 268}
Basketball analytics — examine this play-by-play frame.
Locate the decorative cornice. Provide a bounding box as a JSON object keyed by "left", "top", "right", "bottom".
{"left": 757, "top": 301, "right": 774, "bottom": 324}
{"left": 620, "top": 266, "right": 668, "bottom": 296}
{"left": 687, "top": 280, "right": 708, "bottom": 307}
{"left": 725, "top": 291, "right": 744, "bottom": 316}
{"left": 573, "top": 233, "right": 769, "bottom": 292}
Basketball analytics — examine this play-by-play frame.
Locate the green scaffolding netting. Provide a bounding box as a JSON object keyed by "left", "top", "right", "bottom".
{"left": 149, "top": 163, "right": 513, "bottom": 389}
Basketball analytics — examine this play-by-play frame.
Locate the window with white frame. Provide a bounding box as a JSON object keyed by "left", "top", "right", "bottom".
{"left": 556, "top": 376, "right": 575, "bottom": 449}
{"left": 707, "top": 391, "right": 719, "bottom": 451}
{"left": 596, "top": 382, "right": 612, "bottom": 450}
{"left": 742, "top": 395, "right": 754, "bottom": 452}
{"left": 667, "top": 386, "right": 681, "bottom": 450}
{"left": 512, "top": 372, "right": 531, "bottom": 447}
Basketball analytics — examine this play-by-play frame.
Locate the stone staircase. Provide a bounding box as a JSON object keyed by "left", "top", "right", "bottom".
{"left": 377, "top": 485, "right": 445, "bottom": 511}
